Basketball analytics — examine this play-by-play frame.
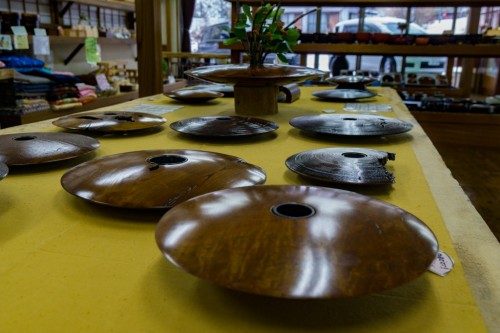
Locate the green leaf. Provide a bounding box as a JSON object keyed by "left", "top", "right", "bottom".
{"left": 277, "top": 53, "right": 289, "bottom": 63}
{"left": 223, "top": 37, "right": 241, "bottom": 46}
{"left": 242, "top": 5, "right": 252, "bottom": 21}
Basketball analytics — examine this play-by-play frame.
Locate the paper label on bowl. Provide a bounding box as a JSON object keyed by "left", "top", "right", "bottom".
{"left": 428, "top": 251, "right": 454, "bottom": 277}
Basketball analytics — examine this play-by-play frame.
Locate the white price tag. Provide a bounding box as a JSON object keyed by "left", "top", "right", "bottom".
{"left": 428, "top": 251, "right": 454, "bottom": 277}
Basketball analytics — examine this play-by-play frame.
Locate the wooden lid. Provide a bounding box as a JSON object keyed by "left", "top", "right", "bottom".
{"left": 170, "top": 116, "right": 279, "bottom": 138}
{"left": 286, "top": 148, "right": 395, "bottom": 185}
{"left": 290, "top": 114, "right": 413, "bottom": 136}
{"left": 52, "top": 111, "right": 166, "bottom": 133}
{"left": 61, "top": 149, "right": 266, "bottom": 209}
{"left": 312, "top": 89, "right": 377, "bottom": 101}
{"left": 156, "top": 185, "right": 438, "bottom": 298}
{"left": 166, "top": 90, "right": 224, "bottom": 103}
{"left": 0, "top": 132, "right": 100, "bottom": 166}
{"left": 185, "top": 64, "right": 325, "bottom": 86}
{"left": 0, "top": 162, "right": 8, "bottom": 180}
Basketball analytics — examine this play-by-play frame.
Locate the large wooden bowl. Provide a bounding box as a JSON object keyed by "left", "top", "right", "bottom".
{"left": 0, "top": 162, "right": 8, "bottom": 180}
{"left": 170, "top": 116, "right": 279, "bottom": 138}
{"left": 290, "top": 114, "right": 413, "bottom": 137}
{"left": 0, "top": 132, "right": 100, "bottom": 166}
{"left": 53, "top": 111, "right": 166, "bottom": 133}
{"left": 61, "top": 150, "right": 266, "bottom": 209}
{"left": 156, "top": 185, "right": 438, "bottom": 298}
{"left": 286, "top": 148, "right": 395, "bottom": 185}
{"left": 184, "top": 64, "right": 325, "bottom": 86}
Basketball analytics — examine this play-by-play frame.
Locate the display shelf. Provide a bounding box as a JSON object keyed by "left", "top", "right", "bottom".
{"left": 0, "top": 91, "right": 138, "bottom": 128}
{"left": 55, "top": 0, "right": 134, "bottom": 11}
{"left": 226, "top": 0, "right": 500, "bottom": 7}
{"left": 221, "top": 43, "right": 500, "bottom": 58}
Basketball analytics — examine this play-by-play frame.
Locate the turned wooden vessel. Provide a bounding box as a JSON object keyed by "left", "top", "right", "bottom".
{"left": 0, "top": 162, "right": 8, "bottom": 180}
{"left": 0, "top": 132, "right": 99, "bottom": 166}
{"left": 286, "top": 148, "right": 395, "bottom": 185}
{"left": 170, "top": 116, "right": 278, "bottom": 138}
{"left": 166, "top": 89, "right": 224, "bottom": 103}
{"left": 61, "top": 149, "right": 266, "bottom": 209}
{"left": 53, "top": 111, "right": 166, "bottom": 133}
{"left": 156, "top": 185, "right": 438, "bottom": 298}
{"left": 185, "top": 64, "right": 325, "bottom": 116}
{"left": 312, "top": 89, "right": 377, "bottom": 101}
{"left": 290, "top": 114, "right": 413, "bottom": 137}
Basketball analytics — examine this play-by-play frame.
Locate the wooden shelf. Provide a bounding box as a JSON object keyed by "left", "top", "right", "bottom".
{"left": 221, "top": 43, "right": 500, "bottom": 58}
{"left": 56, "top": 0, "right": 134, "bottom": 11}
{"left": 226, "top": 0, "right": 500, "bottom": 6}
{"left": 0, "top": 91, "right": 139, "bottom": 128}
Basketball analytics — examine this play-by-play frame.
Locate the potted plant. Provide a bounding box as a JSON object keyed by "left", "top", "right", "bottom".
{"left": 223, "top": 2, "right": 302, "bottom": 70}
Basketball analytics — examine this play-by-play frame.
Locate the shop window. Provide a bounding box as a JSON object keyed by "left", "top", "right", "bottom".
{"left": 189, "top": 0, "right": 230, "bottom": 53}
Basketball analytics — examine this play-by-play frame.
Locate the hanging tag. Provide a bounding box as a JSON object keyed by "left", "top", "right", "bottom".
{"left": 34, "top": 28, "right": 47, "bottom": 36}
{"left": 13, "top": 35, "right": 29, "bottom": 49}
{"left": 11, "top": 26, "right": 28, "bottom": 36}
{"left": 84, "top": 37, "right": 101, "bottom": 64}
{"left": 95, "top": 73, "right": 112, "bottom": 91}
{"left": 428, "top": 251, "right": 454, "bottom": 277}
{"left": 0, "top": 35, "right": 13, "bottom": 50}
{"left": 33, "top": 36, "right": 50, "bottom": 55}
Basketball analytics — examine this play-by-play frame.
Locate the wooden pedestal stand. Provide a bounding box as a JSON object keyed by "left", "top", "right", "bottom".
{"left": 234, "top": 84, "right": 279, "bottom": 115}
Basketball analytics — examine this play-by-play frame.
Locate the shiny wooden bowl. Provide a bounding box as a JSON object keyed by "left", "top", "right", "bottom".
{"left": 170, "top": 116, "right": 279, "bottom": 138}
{"left": 52, "top": 111, "right": 166, "bottom": 133}
{"left": 290, "top": 114, "right": 413, "bottom": 137}
{"left": 286, "top": 148, "right": 395, "bottom": 185}
{"left": 156, "top": 185, "right": 438, "bottom": 298}
{"left": 61, "top": 149, "right": 266, "bottom": 209}
{"left": 166, "top": 89, "right": 224, "bottom": 103}
{"left": 0, "top": 132, "right": 100, "bottom": 166}
{"left": 0, "top": 162, "right": 8, "bottom": 180}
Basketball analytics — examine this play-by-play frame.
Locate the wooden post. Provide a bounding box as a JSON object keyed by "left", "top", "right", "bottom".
{"left": 136, "top": 0, "right": 163, "bottom": 97}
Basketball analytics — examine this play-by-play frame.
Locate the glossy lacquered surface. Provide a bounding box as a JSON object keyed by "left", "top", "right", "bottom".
{"left": 0, "top": 162, "right": 8, "bottom": 180}
{"left": 290, "top": 114, "right": 413, "bottom": 137}
{"left": 0, "top": 132, "right": 99, "bottom": 166}
{"left": 312, "top": 89, "right": 377, "bottom": 101}
{"left": 286, "top": 148, "right": 395, "bottom": 185}
{"left": 61, "top": 149, "right": 266, "bottom": 209}
{"left": 177, "top": 84, "right": 234, "bottom": 97}
{"left": 327, "top": 75, "right": 376, "bottom": 90}
{"left": 184, "top": 64, "right": 325, "bottom": 86}
{"left": 170, "top": 116, "right": 279, "bottom": 138}
{"left": 156, "top": 185, "right": 439, "bottom": 299}
{"left": 166, "top": 90, "right": 224, "bottom": 103}
{"left": 53, "top": 111, "right": 166, "bottom": 133}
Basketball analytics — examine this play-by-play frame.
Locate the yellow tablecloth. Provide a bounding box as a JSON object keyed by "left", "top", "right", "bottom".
{"left": 0, "top": 87, "right": 491, "bottom": 332}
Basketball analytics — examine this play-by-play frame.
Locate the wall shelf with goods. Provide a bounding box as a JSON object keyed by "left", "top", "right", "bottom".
{"left": 224, "top": 0, "right": 500, "bottom": 99}
{"left": 0, "top": 0, "right": 137, "bottom": 127}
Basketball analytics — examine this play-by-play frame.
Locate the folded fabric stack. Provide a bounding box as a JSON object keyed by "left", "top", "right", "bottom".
{"left": 49, "top": 84, "right": 82, "bottom": 111}
{"left": 76, "top": 83, "right": 98, "bottom": 105}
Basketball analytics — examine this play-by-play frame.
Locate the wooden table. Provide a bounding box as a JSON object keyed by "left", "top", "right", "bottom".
{"left": 0, "top": 87, "right": 498, "bottom": 332}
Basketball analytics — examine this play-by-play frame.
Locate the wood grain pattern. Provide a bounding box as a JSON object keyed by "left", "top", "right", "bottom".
{"left": 52, "top": 111, "right": 166, "bottom": 133}
{"left": 156, "top": 185, "right": 439, "bottom": 298}
{"left": 170, "top": 116, "right": 279, "bottom": 137}
{"left": 0, "top": 132, "right": 99, "bottom": 166}
{"left": 61, "top": 150, "right": 266, "bottom": 209}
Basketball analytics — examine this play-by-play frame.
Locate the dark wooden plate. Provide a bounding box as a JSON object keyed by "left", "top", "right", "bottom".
{"left": 312, "top": 89, "right": 377, "bottom": 101}
{"left": 176, "top": 84, "right": 234, "bottom": 97}
{"left": 61, "top": 149, "right": 266, "bottom": 209}
{"left": 166, "top": 90, "right": 224, "bottom": 103}
{"left": 290, "top": 114, "right": 413, "bottom": 137}
{"left": 156, "top": 185, "right": 438, "bottom": 298}
{"left": 170, "top": 116, "right": 279, "bottom": 138}
{"left": 326, "top": 75, "right": 376, "bottom": 90}
{"left": 0, "top": 162, "right": 8, "bottom": 180}
{"left": 0, "top": 132, "right": 100, "bottom": 166}
{"left": 286, "top": 148, "right": 395, "bottom": 185}
{"left": 52, "top": 111, "right": 166, "bottom": 133}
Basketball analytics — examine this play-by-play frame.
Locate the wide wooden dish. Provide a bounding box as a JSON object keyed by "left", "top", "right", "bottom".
{"left": 166, "top": 90, "right": 224, "bottom": 103}
{"left": 176, "top": 84, "right": 234, "bottom": 97}
{"left": 0, "top": 162, "right": 8, "bottom": 180}
{"left": 290, "top": 114, "right": 413, "bottom": 137}
{"left": 61, "top": 149, "right": 266, "bottom": 209}
{"left": 184, "top": 64, "right": 325, "bottom": 116}
{"left": 286, "top": 148, "right": 395, "bottom": 185}
{"left": 0, "top": 132, "right": 99, "bottom": 166}
{"left": 327, "top": 75, "right": 376, "bottom": 90}
{"left": 312, "top": 89, "right": 377, "bottom": 101}
{"left": 156, "top": 185, "right": 438, "bottom": 298}
{"left": 170, "top": 116, "right": 279, "bottom": 138}
{"left": 52, "top": 111, "right": 166, "bottom": 133}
